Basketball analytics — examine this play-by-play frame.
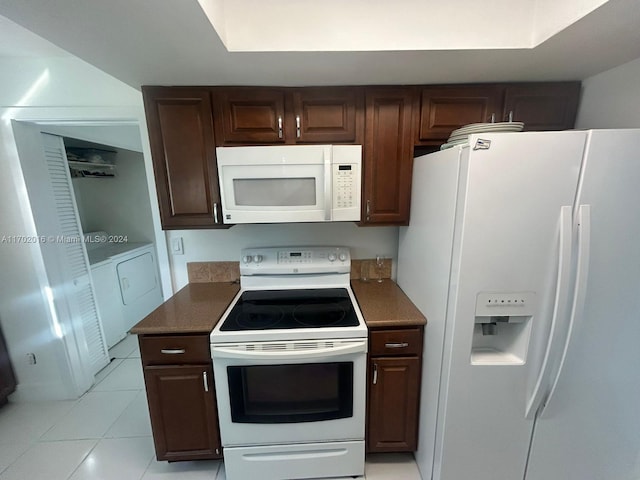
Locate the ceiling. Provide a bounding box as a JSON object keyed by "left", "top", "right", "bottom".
{"left": 0, "top": 0, "right": 639, "bottom": 89}
{"left": 0, "top": 14, "right": 68, "bottom": 57}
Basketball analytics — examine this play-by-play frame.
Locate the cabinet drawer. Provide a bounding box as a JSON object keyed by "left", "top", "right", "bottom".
{"left": 370, "top": 328, "right": 422, "bottom": 357}
{"left": 139, "top": 335, "right": 211, "bottom": 365}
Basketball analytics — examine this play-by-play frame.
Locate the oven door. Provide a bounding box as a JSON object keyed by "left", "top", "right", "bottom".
{"left": 211, "top": 339, "right": 367, "bottom": 447}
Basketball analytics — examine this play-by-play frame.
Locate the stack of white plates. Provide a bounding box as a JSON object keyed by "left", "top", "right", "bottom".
{"left": 440, "top": 121, "right": 525, "bottom": 150}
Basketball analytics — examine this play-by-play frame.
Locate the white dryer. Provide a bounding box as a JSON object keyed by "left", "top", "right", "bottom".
{"left": 87, "top": 233, "right": 163, "bottom": 347}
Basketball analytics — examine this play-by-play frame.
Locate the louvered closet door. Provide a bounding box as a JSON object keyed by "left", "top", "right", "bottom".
{"left": 41, "top": 134, "right": 109, "bottom": 375}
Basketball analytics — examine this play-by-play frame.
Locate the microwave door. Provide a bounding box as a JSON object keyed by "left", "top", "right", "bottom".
{"left": 219, "top": 164, "right": 327, "bottom": 223}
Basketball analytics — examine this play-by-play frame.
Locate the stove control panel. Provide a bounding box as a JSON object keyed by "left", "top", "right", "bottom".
{"left": 240, "top": 246, "right": 351, "bottom": 275}
{"left": 278, "top": 250, "right": 313, "bottom": 263}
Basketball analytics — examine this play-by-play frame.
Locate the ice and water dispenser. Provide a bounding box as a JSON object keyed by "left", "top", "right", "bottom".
{"left": 471, "top": 292, "right": 535, "bottom": 365}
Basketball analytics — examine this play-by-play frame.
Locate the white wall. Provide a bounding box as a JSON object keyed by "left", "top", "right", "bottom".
{"left": 166, "top": 224, "right": 399, "bottom": 291}
{"left": 72, "top": 148, "right": 155, "bottom": 243}
{"left": 0, "top": 55, "right": 170, "bottom": 400}
{"left": 575, "top": 55, "right": 640, "bottom": 129}
{"left": 44, "top": 124, "right": 143, "bottom": 153}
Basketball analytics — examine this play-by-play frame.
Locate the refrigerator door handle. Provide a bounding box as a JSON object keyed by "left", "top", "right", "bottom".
{"left": 539, "top": 205, "right": 591, "bottom": 418}
{"left": 525, "top": 206, "right": 574, "bottom": 419}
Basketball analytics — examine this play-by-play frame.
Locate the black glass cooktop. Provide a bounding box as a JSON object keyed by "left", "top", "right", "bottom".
{"left": 220, "top": 288, "right": 359, "bottom": 331}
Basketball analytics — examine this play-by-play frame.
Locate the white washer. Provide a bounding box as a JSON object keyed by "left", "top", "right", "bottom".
{"left": 112, "top": 244, "right": 163, "bottom": 331}
{"left": 86, "top": 233, "right": 163, "bottom": 345}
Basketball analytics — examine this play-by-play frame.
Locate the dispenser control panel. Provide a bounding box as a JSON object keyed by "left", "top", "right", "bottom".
{"left": 475, "top": 292, "right": 536, "bottom": 317}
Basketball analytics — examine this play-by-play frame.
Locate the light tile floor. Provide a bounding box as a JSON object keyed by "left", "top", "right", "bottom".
{"left": 0, "top": 334, "right": 422, "bottom": 480}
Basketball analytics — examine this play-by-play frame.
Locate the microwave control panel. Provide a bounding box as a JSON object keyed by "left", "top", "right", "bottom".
{"left": 333, "top": 164, "right": 357, "bottom": 209}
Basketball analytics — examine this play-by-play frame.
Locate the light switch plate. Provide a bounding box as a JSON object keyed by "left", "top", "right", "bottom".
{"left": 171, "top": 236, "right": 184, "bottom": 255}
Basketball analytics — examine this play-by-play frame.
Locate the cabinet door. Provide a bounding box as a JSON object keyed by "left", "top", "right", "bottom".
{"left": 215, "top": 87, "right": 286, "bottom": 144}
{"left": 503, "top": 82, "right": 581, "bottom": 131}
{"left": 367, "top": 357, "right": 420, "bottom": 452}
{"left": 0, "top": 326, "right": 17, "bottom": 406}
{"left": 363, "top": 88, "right": 415, "bottom": 225}
{"left": 291, "top": 87, "right": 363, "bottom": 143}
{"left": 144, "top": 364, "right": 221, "bottom": 461}
{"left": 142, "top": 87, "right": 223, "bottom": 229}
{"left": 418, "top": 85, "right": 504, "bottom": 141}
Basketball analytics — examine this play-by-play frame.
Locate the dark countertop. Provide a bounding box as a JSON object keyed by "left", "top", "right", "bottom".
{"left": 130, "top": 282, "right": 240, "bottom": 335}
{"left": 351, "top": 279, "right": 427, "bottom": 328}
{"left": 130, "top": 279, "right": 425, "bottom": 335}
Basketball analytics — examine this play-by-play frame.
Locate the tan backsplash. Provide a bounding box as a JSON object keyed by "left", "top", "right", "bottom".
{"left": 188, "top": 258, "right": 392, "bottom": 283}
{"left": 350, "top": 258, "right": 392, "bottom": 281}
{"left": 187, "top": 262, "right": 240, "bottom": 283}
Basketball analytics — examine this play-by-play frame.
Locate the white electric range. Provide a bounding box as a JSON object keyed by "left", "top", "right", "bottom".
{"left": 210, "top": 246, "right": 367, "bottom": 480}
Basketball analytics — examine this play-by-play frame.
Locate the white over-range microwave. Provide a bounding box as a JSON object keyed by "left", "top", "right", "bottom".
{"left": 216, "top": 144, "right": 361, "bottom": 224}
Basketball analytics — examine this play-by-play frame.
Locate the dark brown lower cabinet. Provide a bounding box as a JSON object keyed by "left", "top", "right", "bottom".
{"left": 144, "top": 365, "right": 221, "bottom": 461}
{"left": 139, "top": 334, "right": 222, "bottom": 461}
{"left": 368, "top": 357, "right": 420, "bottom": 452}
{"left": 367, "top": 327, "right": 423, "bottom": 452}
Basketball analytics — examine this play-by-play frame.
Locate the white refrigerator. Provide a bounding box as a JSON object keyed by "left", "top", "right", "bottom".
{"left": 397, "top": 129, "right": 640, "bottom": 480}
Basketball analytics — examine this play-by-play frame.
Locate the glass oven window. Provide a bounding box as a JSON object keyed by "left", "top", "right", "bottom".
{"left": 233, "top": 178, "right": 316, "bottom": 206}
{"left": 227, "top": 362, "right": 353, "bottom": 423}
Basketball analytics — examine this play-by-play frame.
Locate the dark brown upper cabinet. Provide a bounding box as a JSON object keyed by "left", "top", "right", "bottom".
{"left": 503, "top": 82, "right": 581, "bottom": 131}
{"left": 291, "top": 87, "right": 363, "bottom": 143}
{"left": 418, "top": 85, "right": 504, "bottom": 142}
{"left": 213, "top": 87, "right": 363, "bottom": 145}
{"left": 142, "top": 86, "right": 226, "bottom": 229}
{"left": 214, "top": 87, "right": 286, "bottom": 144}
{"left": 142, "top": 82, "right": 581, "bottom": 229}
{"left": 362, "top": 87, "right": 415, "bottom": 226}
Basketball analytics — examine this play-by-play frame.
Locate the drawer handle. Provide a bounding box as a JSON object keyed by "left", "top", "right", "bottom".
{"left": 385, "top": 342, "right": 409, "bottom": 348}
{"left": 203, "top": 371, "right": 209, "bottom": 392}
{"left": 160, "top": 348, "right": 186, "bottom": 354}
{"left": 373, "top": 363, "right": 378, "bottom": 385}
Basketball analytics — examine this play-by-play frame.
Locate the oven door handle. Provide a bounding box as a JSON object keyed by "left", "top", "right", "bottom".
{"left": 211, "top": 340, "right": 367, "bottom": 361}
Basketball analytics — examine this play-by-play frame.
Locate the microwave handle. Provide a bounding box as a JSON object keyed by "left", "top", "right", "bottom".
{"left": 324, "top": 150, "right": 332, "bottom": 221}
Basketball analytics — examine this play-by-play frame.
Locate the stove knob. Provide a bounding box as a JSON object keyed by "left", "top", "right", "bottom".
{"left": 252, "top": 254, "right": 263, "bottom": 264}
{"left": 338, "top": 252, "right": 347, "bottom": 262}
{"left": 242, "top": 255, "right": 252, "bottom": 264}
{"left": 328, "top": 253, "right": 337, "bottom": 262}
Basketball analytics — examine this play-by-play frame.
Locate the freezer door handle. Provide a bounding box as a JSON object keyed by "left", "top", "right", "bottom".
{"left": 539, "top": 205, "right": 591, "bottom": 418}
{"left": 525, "top": 206, "right": 574, "bottom": 419}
